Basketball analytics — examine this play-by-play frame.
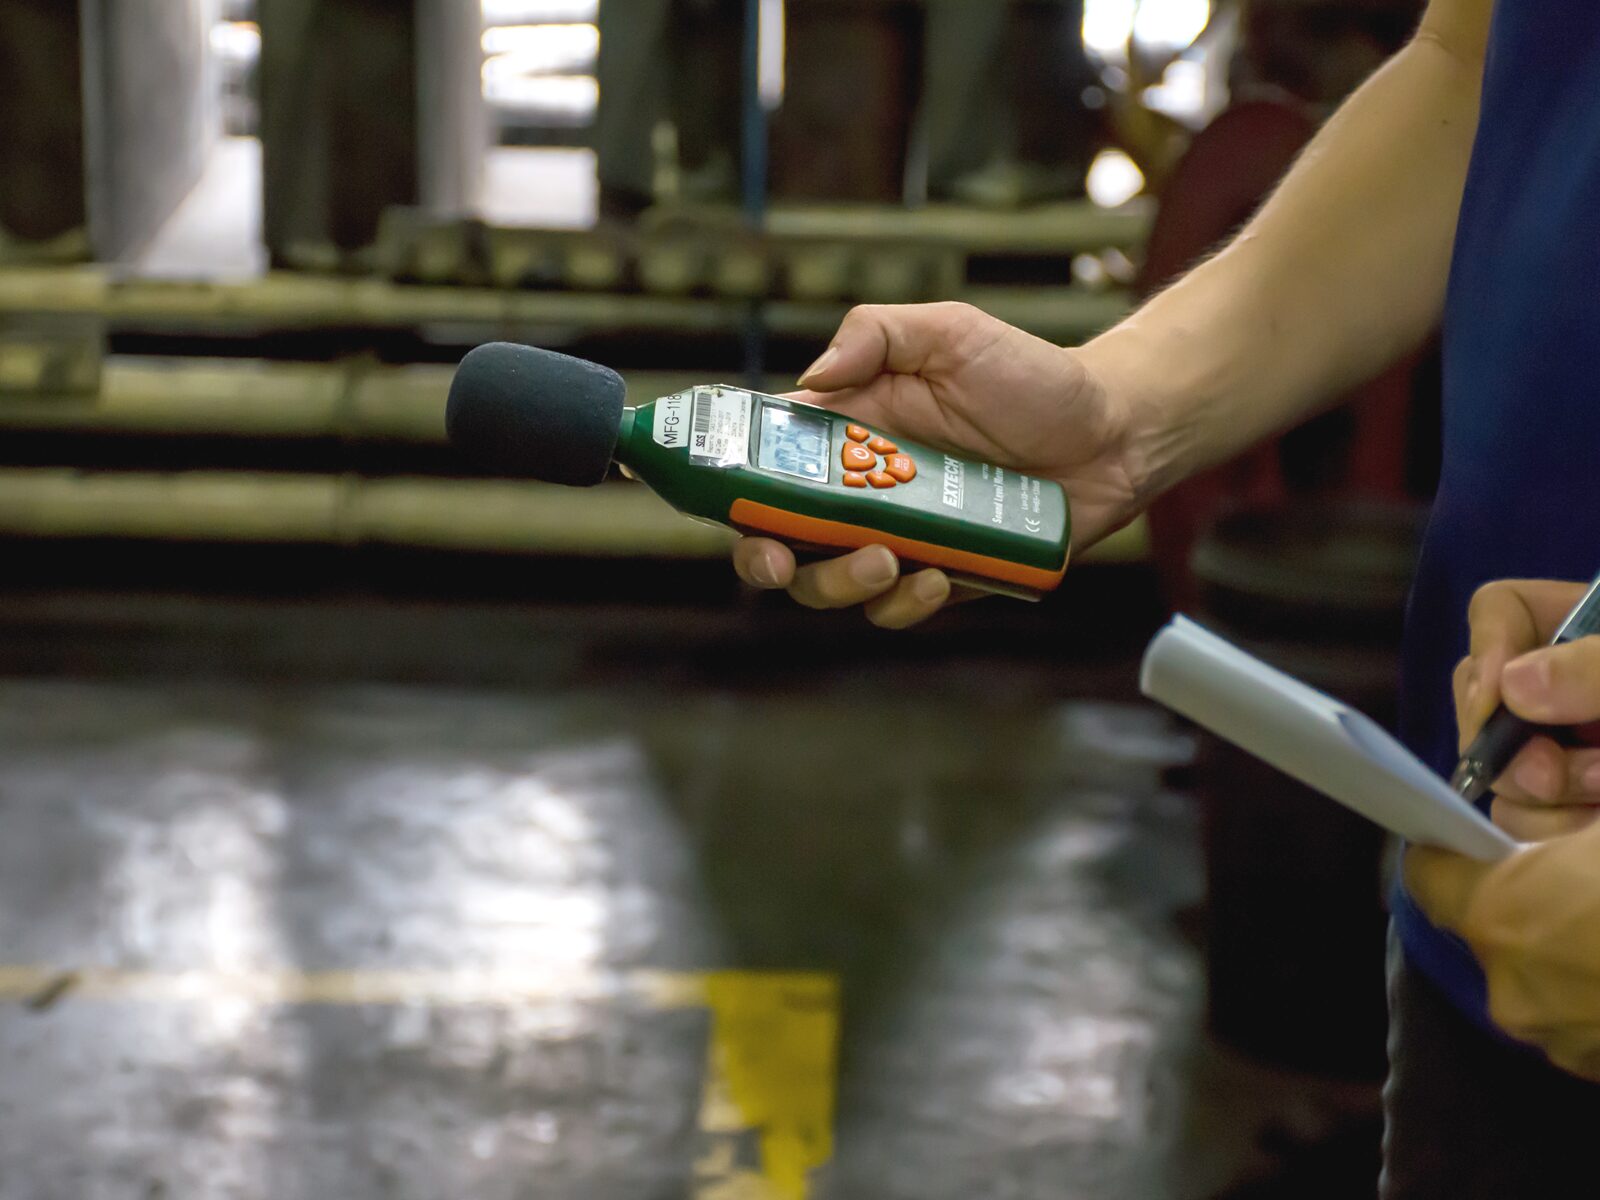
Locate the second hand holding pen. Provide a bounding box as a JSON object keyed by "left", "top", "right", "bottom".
{"left": 1452, "top": 570, "right": 1600, "bottom": 802}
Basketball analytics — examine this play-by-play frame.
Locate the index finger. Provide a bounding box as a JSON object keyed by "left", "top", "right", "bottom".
{"left": 795, "top": 302, "right": 974, "bottom": 394}
{"left": 778, "top": 386, "right": 895, "bottom": 433}
{"left": 1461, "top": 580, "right": 1590, "bottom": 738}
{"left": 1469, "top": 580, "right": 1591, "bottom": 657}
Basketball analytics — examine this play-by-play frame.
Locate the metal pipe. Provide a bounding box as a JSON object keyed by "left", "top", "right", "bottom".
{"left": 0, "top": 360, "right": 791, "bottom": 441}
{"left": 0, "top": 243, "right": 1137, "bottom": 343}
{"left": 0, "top": 465, "right": 1149, "bottom": 561}
{"left": 0, "top": 469, "right": 735, "bottom": 556}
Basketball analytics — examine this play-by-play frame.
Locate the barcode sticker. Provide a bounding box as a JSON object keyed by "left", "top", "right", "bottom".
{"left": 688, "top": 388, "right": 752, "bottom": 467}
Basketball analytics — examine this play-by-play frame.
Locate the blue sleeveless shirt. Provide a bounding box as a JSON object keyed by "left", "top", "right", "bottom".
{"left": 1394, "top": 0, "right": 1600, "bottom": 1034}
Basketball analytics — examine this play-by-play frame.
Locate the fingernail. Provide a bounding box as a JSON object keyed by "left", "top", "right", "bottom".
{"left": 851, "top": 548, "right": 897, "bottom": 587}
{"left": 798, "top": 346, "right": 838, "bottom": 387}
{"left": 1513, "top": 755, "right": 1554, "bottom": 799}
{"left": 748, "top": 552, "right": 779, "bottom": 587}
{"left": 1584, "top": 761, "right": 1600, "bottom": 792}
{"left": 914, "top": 572, "right": 949, "bottom": 604}
{"left": 1503, "top": 653, "right": 1550, "bottom": 701}
{"left": 1464, "top": 662, "right": 1481, "bottom": 707}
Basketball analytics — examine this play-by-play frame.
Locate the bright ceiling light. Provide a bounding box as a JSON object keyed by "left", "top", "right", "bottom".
{"left": 481, "top": 22, "right": 599, "bottom": 73}
{"left": 482, "top": 0, "right": 598, "bottom": 24}
{"left": 1085, "top": 148, "right": 1145, "bottom": 208}
{"left": 1142, "top": 57, "right": 1209, "bottom": 124}
{"left": 1082, "top": 0, "right": 1137, "bottom": 60}
{"left": 481, "top": 66, "right": 599, "bottom": 122}
{"left": 209, "top": 20, "right": 261, "bottom": 67}
{"left": 1132, "top": 0, "right": 1211, "bottom": 53}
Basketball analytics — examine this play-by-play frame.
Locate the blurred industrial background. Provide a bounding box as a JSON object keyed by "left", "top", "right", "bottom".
{"left": 0, "top": 1, "right": 1438, "bottom": 1197}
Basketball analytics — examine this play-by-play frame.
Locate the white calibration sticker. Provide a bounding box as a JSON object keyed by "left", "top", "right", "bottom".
{"left": 652, "top": 393, "right": 692, "bottom": 449}
{"left": 687, "top": 387, "right": 752, "bottom": 467}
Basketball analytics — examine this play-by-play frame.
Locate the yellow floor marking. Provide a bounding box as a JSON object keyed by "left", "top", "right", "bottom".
{"left": 697, "top": 973, "right": 839, "bottom": 1200}
{"left": 0, "top": 965, "right": 840, "bottom": 1199}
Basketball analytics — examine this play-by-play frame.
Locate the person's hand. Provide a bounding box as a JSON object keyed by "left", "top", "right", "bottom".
{"left": 1406, "top": 826, "right": 1600, "bottom": 1081}
{"left": 1454, "top": 579, "right": 1600, "bottom": 841}
{"left": 732, "top": 303, "right": 1146, "bottom": 628}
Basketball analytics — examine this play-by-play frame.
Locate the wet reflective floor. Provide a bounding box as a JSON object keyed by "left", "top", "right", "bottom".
{"left": 0, "top": 590, "right": 1380, "bottom": 1199}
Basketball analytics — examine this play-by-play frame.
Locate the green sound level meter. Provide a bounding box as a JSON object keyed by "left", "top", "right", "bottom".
{"left": 448, "top": 344, "right": 1072, "bottom": 599}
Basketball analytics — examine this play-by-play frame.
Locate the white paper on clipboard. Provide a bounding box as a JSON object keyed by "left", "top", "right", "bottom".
{"left": 1140, "top": 616, "right": 1520, "bottom": 863}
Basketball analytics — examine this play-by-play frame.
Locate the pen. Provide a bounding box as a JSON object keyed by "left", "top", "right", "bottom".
{"left": 1452, "top": 569, "right": 1600, "bottom": 802}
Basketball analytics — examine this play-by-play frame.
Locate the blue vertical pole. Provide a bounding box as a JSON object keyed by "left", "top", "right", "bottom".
{"left": 741, "top": 0, "right": 769, "bottom": 386}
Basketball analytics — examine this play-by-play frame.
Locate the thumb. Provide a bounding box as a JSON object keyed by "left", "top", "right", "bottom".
{"left": 797, "top": 302, "right": 980, "bottom": 392}
{"left": 1500, "top": 636, "right": 1600, "bottom": 725}
{"left": 1404, "top": 844, "right": 1494, "bottom": 933}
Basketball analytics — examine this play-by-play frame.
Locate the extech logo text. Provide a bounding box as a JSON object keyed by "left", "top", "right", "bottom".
{"left": 941, "top": 456, "right": 965, "bottom": 508}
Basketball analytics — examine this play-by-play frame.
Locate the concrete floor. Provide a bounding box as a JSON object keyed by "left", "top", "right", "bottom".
{"left": 0, "top": 594, "right": 1380, "bottom": 1199}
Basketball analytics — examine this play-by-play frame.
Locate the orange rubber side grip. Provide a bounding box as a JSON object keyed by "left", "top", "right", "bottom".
{"left": 728, "top": 499, "right": 1067, "bottom": 593}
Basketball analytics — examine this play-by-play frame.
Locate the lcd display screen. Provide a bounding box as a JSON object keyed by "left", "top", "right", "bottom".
{"left": 757, "top": 404, "right": 830, "bottom": 482}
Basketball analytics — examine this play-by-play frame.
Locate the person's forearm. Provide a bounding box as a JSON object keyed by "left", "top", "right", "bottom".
{"left": 1076, "top": 3, "right": 1491, "bottom": 501}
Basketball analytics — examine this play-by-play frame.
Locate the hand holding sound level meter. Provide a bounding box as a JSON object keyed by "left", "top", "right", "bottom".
{"left": 447, "top": 343, "right": 1072, "bottom": 599}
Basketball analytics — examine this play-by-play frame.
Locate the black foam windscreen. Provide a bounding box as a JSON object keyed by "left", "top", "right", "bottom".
{"left": 446, "top": 343, "right": 627, "bottom": 487}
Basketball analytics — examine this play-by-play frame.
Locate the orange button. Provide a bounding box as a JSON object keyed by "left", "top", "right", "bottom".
{"left": 884, "top": 454, "right": 916, "bottom": 483}
{"left": 867, "top": 436, "right": 899, "bottom": 455}
{"left": 866, "top": 470, "right": 897, "bottom": 489}
{"left": 842, "top": 471, "right": 868, "bottom": 488}
{"left": 842, "top": 443, "right": 876, "bottom": 471}
{"left": 845, "top": 424, "right": 871, "bottom": 443}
